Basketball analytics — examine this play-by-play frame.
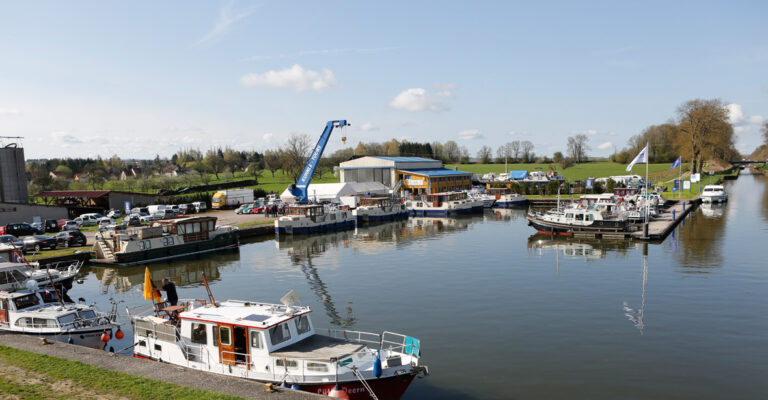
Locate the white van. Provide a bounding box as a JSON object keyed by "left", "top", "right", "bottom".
{"left": 192, "top": 201, "right": 207, "bottom": 213}
{"left": 146, "top": 205, "right": 167, "bottom": 215}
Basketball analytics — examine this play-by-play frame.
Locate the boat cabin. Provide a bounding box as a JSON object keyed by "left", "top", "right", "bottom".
{"left": 424, "top": 191, "right": 468, "bottom": 206}
{"left": 486, "top": 187, "right": 510, "bottom": 199}
{"left": 0, "top": 244, "right": 25, "bottom": 263}
{"left": 283, "top": 205, "right": 325, "bottom": 219}
{"left": 358, "top": 196, "right": 393, "bottom": 208}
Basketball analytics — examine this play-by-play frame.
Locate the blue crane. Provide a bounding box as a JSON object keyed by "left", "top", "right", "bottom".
{"left": 288, "top": 120, "right": 349, "bottom": 203}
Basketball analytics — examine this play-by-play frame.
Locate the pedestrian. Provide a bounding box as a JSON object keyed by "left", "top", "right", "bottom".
{"left": 159, "top": 278, "right": 178, "bottom": 306}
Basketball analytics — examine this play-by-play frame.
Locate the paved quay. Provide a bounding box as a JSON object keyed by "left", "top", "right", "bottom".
{"left": 631, "top": 198, "right": 701, "bottom": 240}
{"left": 0, "top": 333, "right": 325, "bottom": 400}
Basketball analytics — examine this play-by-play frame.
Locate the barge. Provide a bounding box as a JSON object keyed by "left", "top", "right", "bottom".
{"left": 275, "top": 204, "right": 355, "bottom": 235}
{"left": 352, "top": 197, "right": 409, "bottom": 224}
{"left": 406, "top": 192, "right": 483, "bottom": 216}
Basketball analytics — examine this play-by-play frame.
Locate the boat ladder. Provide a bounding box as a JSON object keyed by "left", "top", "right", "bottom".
{"left": 98, "top": 239, "right": 115, "bottom": 260}
{"left": 350, "top": 366, "right": 379, "bottom": 400}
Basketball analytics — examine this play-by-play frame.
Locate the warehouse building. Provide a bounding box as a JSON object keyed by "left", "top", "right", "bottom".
{"left": 337, "top": 156, "right": 472, "bottom": 195}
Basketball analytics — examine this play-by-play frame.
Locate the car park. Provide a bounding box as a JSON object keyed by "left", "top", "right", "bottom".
{"left": 0, "top": 235, "right": 26, "bottom": 252}
{"left": 22, "top": 235, "right": 57, "bottom": 252}
{"left": 0, "top": 223, "right": 41, "bottom": 236}
{"left": 54, "top": 230, "right": 87, "bottom": 247}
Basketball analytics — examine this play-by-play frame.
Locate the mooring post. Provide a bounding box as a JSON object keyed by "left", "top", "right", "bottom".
{"left": 643, "top": 221, "right": 649, "bottom": 238}
{"left": 672, "top": 208, "right": 676, "bottom": 221}
{"left": 682, "top": 201, "right": 686, "bottom": 211}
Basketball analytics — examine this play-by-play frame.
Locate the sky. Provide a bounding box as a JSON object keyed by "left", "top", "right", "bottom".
{"left": 0, "top": 0, "right": 766, "bottom": 160}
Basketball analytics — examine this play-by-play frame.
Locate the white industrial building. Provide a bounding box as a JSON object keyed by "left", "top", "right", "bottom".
{"left": 337, "top": 156, "right": 442, "bottom": 187}
{"left": 280, "top": 182, "right": 390, "bottom": 203}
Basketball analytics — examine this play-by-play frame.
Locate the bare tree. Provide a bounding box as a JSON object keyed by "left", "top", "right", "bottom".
{"left": 521, "top": 141, "right": 535, "bottom": 163}
{"left": 509, "top": 141, "right": 521, "bottom": 162}
{"left": 566, "top": 134, "right": 590, "bottom": 163}
{"left": 477, "top": 145, "right": 493, "bottom": 164}
{"left": 443, "top": 141, "right": 461, "bottom": 163}
{"left": 264, "top": 150, "right": 281, "bottom": 178}
{"left": 677, "top": 99, "right": 731, "bottom": 173}
{"left": 283, "top": 134, "right": 313, "bottom": 182}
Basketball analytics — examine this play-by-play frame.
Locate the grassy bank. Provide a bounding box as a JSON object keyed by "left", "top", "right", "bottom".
{"left": 0, "top": 345, "right": 242, "bottom": 400}
{"left": 446, "top": 162, "right": 672, "bottom": 181}
{"left": 25, "top": 247, "right": 87, "bottom": 262}
{"left": 237, "top": 220, "right": 275, "bottom": 229}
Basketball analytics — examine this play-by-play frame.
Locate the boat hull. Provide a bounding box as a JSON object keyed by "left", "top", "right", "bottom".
{"left": 133, "top": 352, "right": 416, "bottom": 400}
{"left": 408, "top": 205, "right": 483, "bottom": 217}
{"left": 526, "top": 215, "right": 632, "bottom": 235}
{"left": 90, "top": 233, "right": 239, "bottom": 266}
{"left": 11, "top": 325, "right": 115, "bottom": 350}
{"left": 701, "top": 195, "right": 727, "bottom": 203}
{"left": 355, "top": 211, "right": 410, "bottom": 224}
{"left": 275, "top": 219, "right": 356, "bottom": 235}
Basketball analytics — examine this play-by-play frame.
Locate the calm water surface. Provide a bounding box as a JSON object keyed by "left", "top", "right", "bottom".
{"left": 76, "top": 173, "right": 768, "bottom": 399}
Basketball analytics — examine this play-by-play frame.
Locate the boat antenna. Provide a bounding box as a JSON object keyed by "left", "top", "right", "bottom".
{"left": 201, "top": 272, "right": 217, "bottom": 307}
{"left": 45, "top": 269, "right": 65, "bottom": 306}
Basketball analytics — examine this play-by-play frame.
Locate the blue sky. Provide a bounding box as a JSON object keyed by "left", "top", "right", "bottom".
{"left": 1, "top": 1, "right": 766, "bottom": 159}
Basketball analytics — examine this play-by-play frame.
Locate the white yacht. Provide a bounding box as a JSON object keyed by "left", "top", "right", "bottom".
{"left": 701, "top": 185, "right": 728, "bottom": 203}
{"left": 131, "top": 293, "right": 427, "bottom": 399}
{"left": 0, "top": 289, "right": 118, "bottom": 349}
{"left": 0, "top": 262, "right": 80, "bottom": 293}
{"left": 406, "top": 192, "right": 484, "bottom": 216}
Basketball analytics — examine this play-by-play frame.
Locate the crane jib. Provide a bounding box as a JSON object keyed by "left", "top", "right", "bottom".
{"left": 291, "top": 120, "right": 348, "bottom": 202}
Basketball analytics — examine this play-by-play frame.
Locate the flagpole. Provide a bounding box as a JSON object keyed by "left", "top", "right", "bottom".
{"left": 678, "top": 158, "right": 682, "bottom": 200}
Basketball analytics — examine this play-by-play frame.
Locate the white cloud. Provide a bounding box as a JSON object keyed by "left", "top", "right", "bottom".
{"left": 359, "top": 122, "right": 379, "bottom": 132}
{"left": 263, "top": 133, "right": 274, "bottom": 143}
{"left": 748, "top": 115, "right": 764, "bottom": 124}
{"left": 388, "top": 85, "right": 454, "bottom": 112}
{"left": 240, "top": 64, "right": 338, "bottom": 92}
{"left": 727, "top": 103, "right": 746, "bottom": 124}
{"left": 51, "top": 131, "right": 83, "bottom": 145}
{"left": 458, "top": 129, "right": 483, "bottom": 140}
{"left": 571, "top": 129, "right": 598, "bottom": 136}
{"left": 597, "top": 141, "right": 614, "bottom": 150}
{"left": 0, "top": 107, "right": 20, "bottom": 116}
{"left": 194, "top": 0, "right": 257, "bottom": 46}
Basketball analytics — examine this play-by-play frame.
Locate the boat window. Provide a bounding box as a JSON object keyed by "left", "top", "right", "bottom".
{"left": 276, "top": 359, "right": 298, "bottom": 369}
{"left": 219, "top": 326, "right": 231, "bottom": 346}
{"left": 162, "top": 237, "right": 168, "bottom": 246}
{"left": 269, "top": 323, "right": 292, "bottom": 345}
{"left": 575, "top": 214, "right": 584, "bottom": 221}
{"left": 251, "top": 331, "right": 263, "bottom": 349}
{"left": 13, "top": 294, "right": 40, "bottom": 310}
{"left": 58, "top": 313, "right": 77, "bottom": 326}
{"left": 566, "top": 213, "right": 574, "bottom": 219}
{"left": 586, "top": 214, "right": 594, "bottom": 221}
{"left": 178, "top": 224, "right": 186, "bottom": 234}
{"left": 144, "top": 240, "right": 151, "bottom": 249}
{"left": 191, "top": 323, "right": 207, "bottom": 344}
{"left": 77, "top": 310, "right": 96, "bottom": 320}
{"left": 34, "top": 318, "right": 57, "bottom": 328}
{"left": 208, "top": 221, "right": 214, "bottom": 231}
{"left": 0, "top": 271, "right": 8, "bottom": 285}
{"left": 212, "top": 326, "right": 218, "bottom": 347}
{"left": 294, "top": 315, "right": 311, "bottom": 335}
{"left": 168, "top": 237, "right": 174, "bottom": 245}
{"left": 139, "top": 241, "right": 145, "bottom": 249}
{"left": 193, "top": 222, "right": 201, "bottom": 233}
{"left": 307, "top": 362, "right": 328, "bottom": 372}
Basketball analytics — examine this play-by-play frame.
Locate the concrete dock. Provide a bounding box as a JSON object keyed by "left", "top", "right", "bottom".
{"left": 0, "top": 333, "right": 324, "bottom": 399}
{"left": 630, "top": 198, "right": 701, "bottom": 240}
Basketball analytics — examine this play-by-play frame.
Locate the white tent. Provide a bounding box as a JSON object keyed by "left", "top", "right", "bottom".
{"left": 280, "top": 182, "right": 389, "bottom": 203}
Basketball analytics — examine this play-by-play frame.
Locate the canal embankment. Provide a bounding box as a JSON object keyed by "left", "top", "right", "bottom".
{"left": 0, "top": 333, "right": 324, "bottom": 400}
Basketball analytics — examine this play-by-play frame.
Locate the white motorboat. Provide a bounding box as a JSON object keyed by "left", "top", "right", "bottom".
{"left": 701, "top": 185, "right": 728, "bottom": 203}
{"left": 276, "top": 204, "right": 355, "bottom": 235}
{"left": 486, "top": 187, "right": 527, "bottom": 208}
{"left": 131, "top": 293, "right": 427, "bottom": 400}
{"left": 406, "top": 191, "right": 484, "bottom": 216}
{"left": 467, "top": 188, "right": 496, "bottom": 208}
{"left": 352, "top": 197, "right": 409, "bottom": 223}
{"left": 0, "top": 289, "right": 118, "bottom": 349}
{"left": 0, "top": 262, "right": 80, "bottom": 292}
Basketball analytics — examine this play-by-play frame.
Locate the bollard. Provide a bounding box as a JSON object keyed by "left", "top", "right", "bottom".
{"left": 682, "top": 201, "right": 686, "bottom": 211}
{"left": 672, "top": 208, "right": 676, "bottom": 221}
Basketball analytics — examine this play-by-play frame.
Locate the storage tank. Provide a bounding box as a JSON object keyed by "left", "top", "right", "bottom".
{"left": 0, "top": 141, "right": 28, "bottom": 203}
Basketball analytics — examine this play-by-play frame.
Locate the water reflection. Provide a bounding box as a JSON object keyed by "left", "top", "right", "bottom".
{"left": 486, "top": 208, "right": 527, "bottom": 222}
{"left": 674, "top": 198, "right": 729, "bottom": 273}
{"left": 527, "top": 235, "right": 640, "bottom": 261}
{"left": 87, "top": 250, "right": 239, "bottom": 293}
{"left": 700, "top": 202, "right": 726, "bottom": 218}
{"left": 407, "top": 214, "right": 484, "bottom": 236}
{"left": 623, "top": 244, "right": 649, "bottom": 334}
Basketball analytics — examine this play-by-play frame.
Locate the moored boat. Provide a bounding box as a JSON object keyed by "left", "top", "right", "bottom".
{"left": 0, "top": 289, "right": 118, "bottom": 349}
{"left": 275, "top": 204, "right": 355, "bottom": 235}
{"left": 701, "top": 184, "right": 727, "bottom": 203}
{"left": 406, "top": 191, "right": 483, "bottom": 216}
{"left": 526, "top": 206, "right": 635, "bottom": 236}
{"left": 352, "top": 197, "right": 409, "bottom": 223}
{"left": 486, "top": 187, "right": 527, "bottom": 208}
{"left": 90, "top": 216, "right": 238, "bottom": 265}
{"left": 131, "top": 294, "right": 427, "bottom": 400}
{"left": 0, "top": 260, "right": 80, "bottom": 292}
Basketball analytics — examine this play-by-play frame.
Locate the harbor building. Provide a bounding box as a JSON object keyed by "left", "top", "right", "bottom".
{"left": 337, "top": 156, "right": 472, "bottom": 195}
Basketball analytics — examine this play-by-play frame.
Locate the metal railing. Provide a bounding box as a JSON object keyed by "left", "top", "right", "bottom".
{"left": 326, "top": 328, "right": 382, "bottom": 346}
{"left": 221, "top": 350, "right": 251, "bottom": 366}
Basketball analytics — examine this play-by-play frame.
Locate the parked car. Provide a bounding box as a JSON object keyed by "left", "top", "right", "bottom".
{"left": 43, "top": 219, "right": 59, "bottom": 233}
{"left": 60, "top": 220, "right": 79, "bottom": 231}
{"left": 0, "top": 223, "right": 41, "bottom": 236}
{"left": 179, "top": 204, "right": 193, "bottom": 214}
{"left": 54, "top": 230, "right": 87, "bottom": 248}
{"left": 131, "top": 207, "right": 149, "bottom": 215}
{"left": 0, "top": 234, "right": 26, "bottom": 252}
{"left": 22, "top": 235, "right": 57, "bottom": 252}
{"left": 234, "top": 204, "right": 250, "bottom": 214}
{"left": 97, "top": 217, "right": 116, "bottom": 229}
{"left": 122, "top": 214, "right": 142, "bottom": 226}
{"left": 107, "top": 209, "right": 122, "bottom": 218}
{"left": 139, "top": 214, "right": 155, "bottom": 223}
{"left": 74, "top": 214, "right": 99, "bottom": 226}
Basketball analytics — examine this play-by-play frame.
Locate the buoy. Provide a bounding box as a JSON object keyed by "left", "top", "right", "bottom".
{"left": 290, "top": 383, "right": 301, "bottom": 390}
{"left": 100, "top": 332, "right": 110, "bottom": 342}
{"left": 115, "top": 329, "right": 124, "bottom": 339}
{"left": 281, "top": 381, "right": 290, "bottom": 388}
{"left": 264, "top": 383, "right": 275, "bottom": 393}
{"left": 328, "top": 384, "right": 350, "bottom": 399}
{"left": 373, "top": 350, "right": 382, "bottom": 378}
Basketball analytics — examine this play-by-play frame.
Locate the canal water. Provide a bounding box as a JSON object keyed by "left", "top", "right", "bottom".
{"left": 75, "top": 172, "right": 768, "bottom": 399}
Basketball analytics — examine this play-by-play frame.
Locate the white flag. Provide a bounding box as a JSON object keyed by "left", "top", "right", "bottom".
{"left": 626, "top": 145, "right": 648, "bottom": 172}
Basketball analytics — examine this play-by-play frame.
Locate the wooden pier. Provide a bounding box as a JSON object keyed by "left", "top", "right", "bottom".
{"left": 630, "top": 198, "right": 701, "bottom": 240}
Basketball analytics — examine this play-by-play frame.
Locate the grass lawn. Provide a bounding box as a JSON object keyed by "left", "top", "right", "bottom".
{"left": 0, "top": 346, "right": 242, "bottom": 400}
{"left": 25, "top": 247, "right": 87, "bottom": 262}
{"left": 445, "top": 162, "right": 673, "bottom": 181}
{"left": 236, "top": 220, "right": 275, "bottom": 229}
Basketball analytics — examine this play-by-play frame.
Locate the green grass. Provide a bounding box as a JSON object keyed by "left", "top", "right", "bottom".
{"left": 236, "top": 220, "right": 275, "bottom": 229}
{"left": 0, "top": 346, "right": 243, "bottom": 400}
{"left": 445, "top": 162, "right": 673, "bottom": 181}
{"left": 26, "top": 247, "right": 87, "bottom": 262}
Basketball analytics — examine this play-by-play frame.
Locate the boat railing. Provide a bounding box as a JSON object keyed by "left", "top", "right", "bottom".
{"left": 326, "top": 328, "right": 382, "bottom": 346}
{"left": 58, "top": 313, "right": 114, "bottom": 330}
{"left": 382, "top": 331, "right": 421, "bottom": 359}
{"left": 221, "top": 350, "right": 251, "bottom": 366}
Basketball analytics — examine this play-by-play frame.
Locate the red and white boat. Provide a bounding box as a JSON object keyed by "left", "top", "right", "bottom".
{"left": 131, "top": 292, "right": 427, "bottom": 399}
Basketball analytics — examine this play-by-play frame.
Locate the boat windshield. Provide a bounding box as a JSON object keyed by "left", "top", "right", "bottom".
{"left": 13, "top": 294, "right": 40, "bottom": 310}
{"left": 77, "top": 310, "right": 97, "bottom": 320}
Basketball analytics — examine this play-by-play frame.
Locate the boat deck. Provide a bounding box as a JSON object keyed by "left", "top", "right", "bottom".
{"left": 270, "top": 334, "right": 366, "bottom": 362}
